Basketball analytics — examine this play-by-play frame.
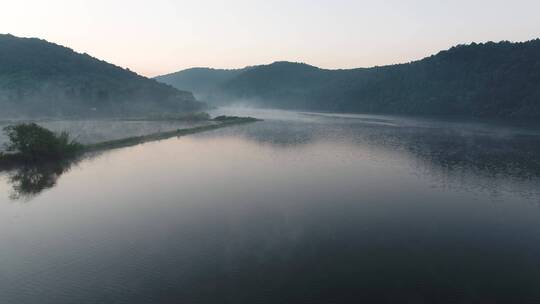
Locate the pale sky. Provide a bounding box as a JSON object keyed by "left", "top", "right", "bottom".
{"left": 1, "top": 0, "right": 539, "bottom": 77}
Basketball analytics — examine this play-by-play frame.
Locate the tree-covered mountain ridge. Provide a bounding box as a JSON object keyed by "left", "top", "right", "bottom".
{"left": 154, "top": 67, "right": 252, "bottom": 100}
{"left": 0, "top": 34, "right": 204, "bottom": 117}
{"left": 158, "top": 39, "right": 540, "bottom": 118}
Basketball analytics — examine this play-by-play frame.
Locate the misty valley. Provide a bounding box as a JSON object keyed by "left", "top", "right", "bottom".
{"left": 1, "top": 19, "right": 540, "bottom": 304}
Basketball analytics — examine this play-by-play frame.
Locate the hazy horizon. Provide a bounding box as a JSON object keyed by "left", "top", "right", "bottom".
{"left": 2, "top": 0, "right": 540, "bottom": 77}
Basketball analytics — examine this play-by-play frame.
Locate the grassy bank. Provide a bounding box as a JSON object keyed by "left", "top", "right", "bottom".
{"left": 85, "top": 116, "right": 259, "bottom": 152}
{"left": 0, "top": 116, "right": 260, "bottom": 168}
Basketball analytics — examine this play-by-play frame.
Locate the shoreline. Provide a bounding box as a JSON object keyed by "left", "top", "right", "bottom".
{"left": 85, "top": 116, "right": 259, "bottom": 152}
{"left": 0, "top": 116, "right": 261, "bottom": 169}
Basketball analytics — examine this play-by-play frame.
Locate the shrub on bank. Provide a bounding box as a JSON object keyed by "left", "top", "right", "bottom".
{"left": 2, "top": 123, "right": 83, "bottom": 161}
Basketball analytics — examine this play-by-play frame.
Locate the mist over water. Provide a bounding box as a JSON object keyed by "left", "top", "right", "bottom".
{"left": 1, "top": 108, "right": 540, "bottom": 303}
{"left": 0, "top": 119, "right": 214, "bottom": 151}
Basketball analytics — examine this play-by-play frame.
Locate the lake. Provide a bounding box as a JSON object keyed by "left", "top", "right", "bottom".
{"left": 1, "top": 108, "right": 540, "bottom": 303}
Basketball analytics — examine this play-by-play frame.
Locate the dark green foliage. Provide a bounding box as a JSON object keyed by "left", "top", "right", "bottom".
{"left": 3, "top": 123, "right": 83, "bottom": 161}
{"left": 155, "top": 67, "right": 249, "bottom": 100}
{"left": 0, "top": 34, "right": 204, "bottom": 117}
{"left": 159, "top": 40, "right": 540, "bottom": 118}
{"left": 213, "top": 115, "right": 248, "bottom": 121}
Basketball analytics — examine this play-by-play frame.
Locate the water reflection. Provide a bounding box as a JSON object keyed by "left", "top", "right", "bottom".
{"left": 1, "top": 159, "right": 76, "bottom": 200}
{"left": 226, "top": 119, "right": 540, "bottom": 181}
{"left": 2, "top": 111, "right": 540, "bottom": 202}
{"left": 1, "top": 111, "right": 540, "bottom": 303}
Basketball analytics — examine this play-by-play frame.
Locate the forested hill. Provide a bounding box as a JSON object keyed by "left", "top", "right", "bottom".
{"left": 158, "top": 40, "right": 540, "bottom": 118}
{"left": 0, "top": 34, "right": 204, "bottom": 118}
{"left": 155, "top": 67, "right": 249, "bottom": 100}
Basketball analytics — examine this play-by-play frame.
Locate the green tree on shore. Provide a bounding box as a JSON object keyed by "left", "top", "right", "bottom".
{"left": 3, "top": 123, "right": 82, "bottom": 161}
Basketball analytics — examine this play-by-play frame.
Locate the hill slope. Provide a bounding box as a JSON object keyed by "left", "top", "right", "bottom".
{"left": 0, "top": 34, "right": 204, "bottom": 117}
{"left": 155, "top": 67, "right": 247, "bottom": 101}
{"left": 158, "top": 40, "right": 540, "bottom": 118}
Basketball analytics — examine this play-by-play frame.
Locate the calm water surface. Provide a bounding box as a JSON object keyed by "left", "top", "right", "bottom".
{"left": 1, "top": 109, "right": 540, "bottom": 303}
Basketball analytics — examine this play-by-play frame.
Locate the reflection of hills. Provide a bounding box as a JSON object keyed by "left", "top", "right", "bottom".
{"left": 236, "top": 119, "right": 540, "bottom": 181}
{"left": 402, "top": 132, "right": 540, "bottom": 178}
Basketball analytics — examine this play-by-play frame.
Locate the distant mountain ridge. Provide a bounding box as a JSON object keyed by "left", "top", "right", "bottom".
{"left": 0, "top": 34, "right": 204, "bottom": 117}
{"left": 157, "top": 40, "right": 540, "bottom": 118}
{"left": 155, "top": 67, "right": 250, "bottom": 101}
